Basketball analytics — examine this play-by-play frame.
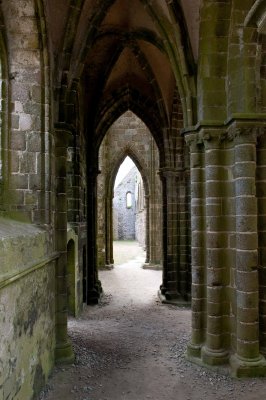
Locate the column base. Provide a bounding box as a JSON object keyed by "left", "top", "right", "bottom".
{"left": 158, "top": 290, "right": 191, "bottom": 306}
{"left": 55, "top": 340, "right": 75, "bottom": 364}
{"left": 142, "top": 263, "right": 162, "bottom": 270}
{"left": 201, "top": 346, "right": 229, "bottom": 366}
{"left": 87, "top": 287, "right": 101, "bottom": 305}
{"left": 230, "top": 354, "right": 266, "bottom": 377}
{"left": 260, "top": 346, "right": 266, "bottom": 357}
{"left": 99, "top": 264, "right": 114, "bottom": 270}
{"left": 186, "top": 341, "right": 202, "bottom": 359}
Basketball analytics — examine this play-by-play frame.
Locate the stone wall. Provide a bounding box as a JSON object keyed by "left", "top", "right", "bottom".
{"left": 135, "top": 170, "right": 146, "bottom": 249}
{"left": 0, "top": 218, "right": 56, "bottom": 400}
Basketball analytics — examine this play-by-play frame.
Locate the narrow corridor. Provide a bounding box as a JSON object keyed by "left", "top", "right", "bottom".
{"left": 40, "top": 244, "right": 266, "bottom": 400}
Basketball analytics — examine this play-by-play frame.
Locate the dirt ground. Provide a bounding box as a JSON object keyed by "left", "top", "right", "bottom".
{"left": 39, "top": 241, "right": 266, "bottom": 400}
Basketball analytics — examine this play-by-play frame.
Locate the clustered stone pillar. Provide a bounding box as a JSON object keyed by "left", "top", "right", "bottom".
{"left": 86, "top": 167, "right": 102, "bottom": 304}
{"left": 230, "top": 126, "right": 266, "bottom": 377}
{"left": 159, "top": 167, "right": 187, "bottom": 303}
{"left": 54, "top": 123, "right": 74, "bottom": 363}
{"left": 186, "top": 133, "right": 206, "bottom": 358}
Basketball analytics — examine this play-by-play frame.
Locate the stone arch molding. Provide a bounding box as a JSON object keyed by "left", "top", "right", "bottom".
{"left": 95, "top": 89, "right": 166, "bottom": 166}
{"left": 245, "top": 0, "right": 266, "bottom": 34}
{"left": 108, "top": 147, "right": 150, "bottom": 200}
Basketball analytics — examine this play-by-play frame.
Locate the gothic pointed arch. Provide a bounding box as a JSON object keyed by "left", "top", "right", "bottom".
{"left": 108, "top": 146, "right": 150, "bottom": 201}
{"left": 95, "top": 87, "right": 166, "bottom": 165}
{"left": 97, "top": 110, "right": 162, "bottom": 269}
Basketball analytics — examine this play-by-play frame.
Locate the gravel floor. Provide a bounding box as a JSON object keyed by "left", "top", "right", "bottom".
{"left": 39, "top": 245, "right": 266, "bottom": 400}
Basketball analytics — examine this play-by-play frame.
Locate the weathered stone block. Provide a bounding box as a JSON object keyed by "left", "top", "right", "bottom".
{"left": 236, "top": 338, "right": 260, "bottom": 360}
{"left": 236, "top": 196, "right": 257, "bottom": 215}
{"left": 236, "top": 270, "right": 258, "bottom": 292}
{"left": 237, "top": 231, "right": 258, "bottom": 251}
{"left": 10, "top": 131, "right": 26, "bottom": 151}
{"left": 9, "top": 173, "right": 28, "bottom": 190}
{"left": 237, "top": 291, "right": 258, "bottom": 309}
{"left": 236, "top": 249, "right": 258, "bottom": 271}
{"left": 234, "top": 162, "right": 256, "bottom": 178}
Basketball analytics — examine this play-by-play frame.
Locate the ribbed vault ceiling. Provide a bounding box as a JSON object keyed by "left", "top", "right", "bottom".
{"left": 45, "top": 0, "right": 200, "bottom": 128}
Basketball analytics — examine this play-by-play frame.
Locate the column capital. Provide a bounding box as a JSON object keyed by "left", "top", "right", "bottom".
{"left": 158, "top": 167, "right": 183, "bottom": 179}
{"left": 184, "top": 129, "right": 226, "bottom": 150}
{"left": 227, "top": 124, "right": 264, "bottom": 143}
{"left": 184, "top": 132, "right": 199, "bottom": 150}
{"left": 54, "top": 122, "right": 74, "bottom": 147}
{"left": 198, "top": 128, "right": 227, "bottom": 150}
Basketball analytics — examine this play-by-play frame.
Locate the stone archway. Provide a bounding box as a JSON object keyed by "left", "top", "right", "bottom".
{"left": 97, "top": 111, "right": 162, "bottom": 272}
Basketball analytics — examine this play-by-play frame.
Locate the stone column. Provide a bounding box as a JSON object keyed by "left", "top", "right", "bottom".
{"left": 54, "top": 123, "right": 74, "bottom": 363}
{"left": 110, "top": 194, "right": 114, "bottom": 265}
{"left": 145, "top": 194, "right": 150, "bottom": 264}
{"left": 230, "top": 126, "right": 266, "bottom": 377}
{"left": 159, "top": 167, "right": 187, "bottom": 303}
{"left": 104, "top": 195, "right": 110, "bottom": 267}
{"left": 257, "top": 131, "right": 266, "bottom": 355}
{"left": 201, "top": 130, "right": 229, "bottom": 366}
{"left": 104, "top": 193, "right": 114, "bottom": 269}
{"left": 178, "top": 171, "right": 191, "bottom": 299}
{"left": 186, "top": 133, "right": 206, "bottom": 359}
{"left": 149, "top": 175, "right": 161, "bottom": 266}
{"left": 86, "top": 167, "right": 102, "bottom": 304}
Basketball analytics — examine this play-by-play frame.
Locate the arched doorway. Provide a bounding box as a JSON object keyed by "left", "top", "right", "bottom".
{"left": 112, "top": 156, "right": 147, "bottom": 265}
{"left": 97, "top": 111, "right": 163, "bottom": 273}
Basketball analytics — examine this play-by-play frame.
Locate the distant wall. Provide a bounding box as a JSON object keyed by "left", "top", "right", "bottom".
{"left": 135, "top": 171, "right": 146, "bottom": 248}
{"left": 113, "top": 166, "right": 137, "bottom": 240}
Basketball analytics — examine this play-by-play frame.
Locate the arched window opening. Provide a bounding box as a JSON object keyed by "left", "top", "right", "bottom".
{"left": 126, "top": 191, "right": 132, "bottom": 208}
{"left": 113, "top": 156, "right": 140, "bottom": 242}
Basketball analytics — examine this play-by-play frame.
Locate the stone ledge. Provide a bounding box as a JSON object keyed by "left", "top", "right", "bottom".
{"left": 0, "top": 252, "right": 59, "bottom": 289}
{"left": 0, "top": 217, "right": 54, "bottom": 287}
